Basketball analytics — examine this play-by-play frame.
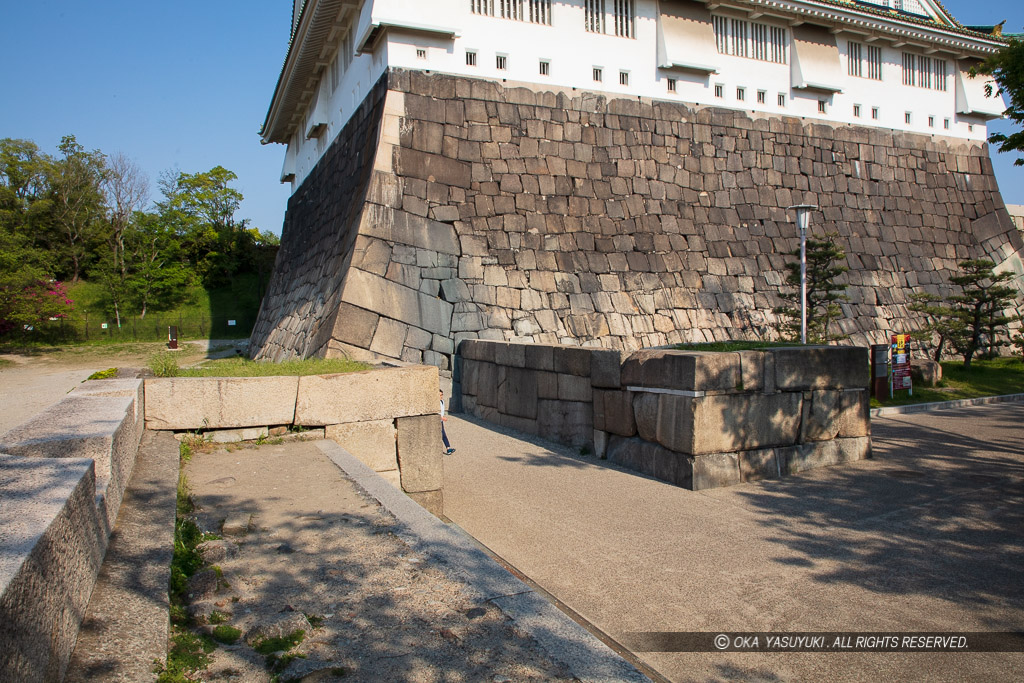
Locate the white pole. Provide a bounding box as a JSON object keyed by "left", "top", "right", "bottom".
{"left": 800, "top": 222, "right": 807, "bottom": 344}
{"left": 788, "top": 205, "right": 817, "bottom": 345}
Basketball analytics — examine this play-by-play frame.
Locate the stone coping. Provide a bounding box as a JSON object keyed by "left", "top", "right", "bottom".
{"left": 0, "top": 378, "right": 146, "bottom": 682}
{"left": 870, "top": 392, "right": 1024, "bottom": 416}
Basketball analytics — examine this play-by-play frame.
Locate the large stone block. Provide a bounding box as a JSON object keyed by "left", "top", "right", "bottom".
{"left": 326, "top": 419, "right": 398, "bottom": 471}
{"left": 0, "top": 455, "right": 105, "bottom": 683}
{"left": 295, "top": 366, "right": 438, "bottom": 426}
{"left": 591, "top": 348, "right": 623, "bottom": 388}
{"left": 837, "top": 389, "right": 870, "bottom": 438}
{"left": 395, "top": 147, "right": 472, "bottom": 188}
{"left": 341, "top": 268, "right": 453, "bottom": 337}
{"left": 2, "top": 395, "right": 140, "bottom": 533}
{"left": 593, "top": 390, "right": 636, "bottom": 436}
{"left": 552, "top": 346, "right": 592, "bottom": 377}
{"left": 606, "top": 436, "right": 692, "bottom": 488}
{"left": 783, "top": 436, "right": 871, "bottom": 474}
{"left": 537, "top": 399, "right": 593, "bottom": 447}
{"left": 396, "top": 414, "right": 443, "bottom": 492}
{"left": 502, "top": 366, "right": 539, "bottom": 419}
{"left": 652, "top": 391, "right": 803, "bottom": 455}
{"left": 621, "top": 350, "right": 741, "bottom": 392}
{"left": 331, "top": 302, "right": 380, "bottom": 347}
{"left": 692, "top": 452, "right": 741, "bottom": 490}
{"left": 771, "top": 346, "right": 870, "bottom": 391}
{"left": 146, "top": 377, "right": 299, "bottom": 430}
{"left": 558, "top": 373, "right": 593, "bottom": 402}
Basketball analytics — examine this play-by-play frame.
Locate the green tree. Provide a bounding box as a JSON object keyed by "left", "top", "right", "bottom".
{"left": 96, "top": 152, "right": 149, "bottom": 327}
{"left": 974, "top": 35, "right": 1024, "bottom": 165}
{"left": 947, "top": 259, "right": 1019, "bottom": 368}
{"left": 156, "top": 166, "right": 246, "bottom": 286}
{"left": 908, "top": 292, "right": 967, "bottom": 362}
{"left": 125, "top": 211, "right": 194, "bottom": 317}
{"left": 774, "top": 232, "right": 849, "bottom": 343}
{"left": 47, "top": 135, "right": 107, "bottom": 282}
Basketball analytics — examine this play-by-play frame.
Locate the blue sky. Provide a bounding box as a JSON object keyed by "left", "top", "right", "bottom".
{"left": 1, "top": 0, "right": 1022, "bottom": 237}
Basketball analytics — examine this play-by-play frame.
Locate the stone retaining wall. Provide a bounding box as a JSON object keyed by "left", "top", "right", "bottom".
{"left": 143, "top": 365, "right": 443, "bottom": 513}
{"left": 250, "top": 68, "right": 1024, "bottom": 369}
{"left": 0, "top": 379, "right": 145, "bottom": 682}
{"left": 457, "top": 341, "right": 870, "bottom": 489}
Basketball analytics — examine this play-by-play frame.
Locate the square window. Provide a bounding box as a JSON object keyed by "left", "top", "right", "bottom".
{"left": 539, "top": 60, "right": 550, "bottom": 76}
{"left": 736, "top": 86, "right": 745, "bottom": 101}
{"left": 818, "top": 100, "right": 827, "bottom": 114}
{"left": 715, "top": 83, "right": 724, "bottom": 98}
{"left": 757, "top": 90, "right": 766, "bottom": 104}
{"left": 416, "top": 48, "right": 427, "bottom": 60}
{"left": 853, "top": 104, "right": 861, "bottom": 117}
{"left": 905, "top": 111, "right": 912, "bottom": 124}
{"left": 944, "top": 118, "right": 950, "bottom": 130}
{"left": 778, "top": 93, "right": 786, "bottom": 107}
{"left": 593, "top": 67, "right": 603, "bottom": 82}
{"left": 619, "top": 70, "right": 629, "bottom": 86}
{"left": 466, "top": 50, "right": 477, "bottom": 66}
{"left": 496, "top": 54, "right": 507, "bottom": 70}
{"left": 667, "top": 78, "right": 676, "bottom": 93}
{"left": 872, "top": 106, "right": 879, "bottom": 120}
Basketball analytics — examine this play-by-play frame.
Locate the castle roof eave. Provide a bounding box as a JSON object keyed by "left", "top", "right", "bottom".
{"left": 262, "top": 0, "right": 355, "bottom": 145}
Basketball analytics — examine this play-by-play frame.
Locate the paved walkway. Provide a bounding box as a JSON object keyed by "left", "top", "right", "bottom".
{"left": 442, "top": 405, "right": 1024, "bottom": 682}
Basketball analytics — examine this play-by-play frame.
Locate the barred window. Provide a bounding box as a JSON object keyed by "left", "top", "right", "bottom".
{"left": 593, "top": 66, "right": 603, "bottom": 81}
{"left": 466, "top": 50, "right": 478, "bottom": 66}
{"left": 613, "top": 0, "right": 634, "bottom": 38}
{"left": 539, "top": 59, "right": 550, "bottom": 75}
{"left": 757, "top": 89, "right": 766, "bottom": 103}
{"left": 496, "top": 54, "right": 507, "bottom": 70}
{"left": 619, "top": 70, "right": 629, "bottom": 86}
{"left": 585, "top": 0, "right": 605, "bottom": 33}
{"left": 917, "top": 55, "right": 932, "bottom": 89}
{"left": 471, "top": 0, "right": 494, "bottom": 15}
{"left": 667, "top": 78, "right": 677, "bottom": 92}
{"left": 866, "top": 45, "right": 882, "bottom": 80}
{"left": 848, "top": 41, "right": 862, "bottom": 77}
{"left": 902, "top": 52, "right": 915, "bottom": 86}
{"left": 496, "top": 0, "right": 550, "bottom": 24}
{"left": 934, "top": 59, "right": 948, "bottom": 91}
{"left": 713, "top": 15, "right": 786, "bottom": 64}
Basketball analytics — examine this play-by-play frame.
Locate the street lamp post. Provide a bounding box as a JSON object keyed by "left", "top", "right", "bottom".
{"left": 787, "top": 204, "right": 817, "bottom": 345}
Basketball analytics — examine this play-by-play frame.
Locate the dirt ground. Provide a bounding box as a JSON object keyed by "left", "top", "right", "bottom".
{"left": 183, "top": 440, "right": 576, "bottom": 682}
{"left": 0, "top": 340, "right": 241, "bottom": 433}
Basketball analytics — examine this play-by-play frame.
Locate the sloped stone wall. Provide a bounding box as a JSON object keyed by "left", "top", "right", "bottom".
{"left": 250, "top": 68, "right": 1024, "bottom": 369}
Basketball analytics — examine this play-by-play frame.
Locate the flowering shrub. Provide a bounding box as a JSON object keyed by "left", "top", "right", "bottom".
{"left": 0, "top": 279, "right": 74, "bottom": 336}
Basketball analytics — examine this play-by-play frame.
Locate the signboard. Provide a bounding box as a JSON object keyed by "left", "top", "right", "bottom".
{"left": 890, "top": 334, "right": 912, "bottom": 397}
{"left": 228, "top": 320, "right": 236, "bottom": 326}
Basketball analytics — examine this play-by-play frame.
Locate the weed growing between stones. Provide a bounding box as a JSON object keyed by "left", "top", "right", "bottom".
{"left": 211, "top": 624, "right": 242, "bottom": 645}
{"left": 86, "top": 367, "right": 118, "bottom": 380}
{"left": 149, "top": 351, "right": 180, "bottom": 377}
{"left": 252, "top": 629, "right": 307, "bottom": 674}
{"left": 156, "top": 441, "right": 223, "bottom": 682}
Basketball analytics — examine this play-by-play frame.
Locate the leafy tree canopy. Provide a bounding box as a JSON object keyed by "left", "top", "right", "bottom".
{"left": 975, "top": 35, "right": 1024, "bottom": 165}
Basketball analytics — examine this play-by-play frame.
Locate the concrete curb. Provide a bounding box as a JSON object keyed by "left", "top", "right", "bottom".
{"left": 870, "top": 392, "right": 1024, "bottom": 417}
{"left": 316, "top": 439, "right": 650, "bottom": 683}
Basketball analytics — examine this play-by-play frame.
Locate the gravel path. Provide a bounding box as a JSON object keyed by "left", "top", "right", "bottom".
{"left": 183, "top": 440, "right": 578, "bottom": 682}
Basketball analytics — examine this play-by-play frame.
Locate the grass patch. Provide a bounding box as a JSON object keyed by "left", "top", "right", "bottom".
{"left": 176, "top": 356, "right": 371, "bottom": 377}
{"left": 211, "top": 624, "right": 242, "bottom": 645}
{"left": 87, "top": 367, "right": 119, "bottom": 380}
{"left": 154, "top": 629, "right": 217, "bottom": 683}
{"left": 149, "top": 352, "right": 181, "bottom": 377}
{"left": 0, "top": 357, "right": 13, "bottom": 369}
{"left": 674, "top": 341, "right": 795, "bottom": 352}
{"left": 252, "top": 629, "right": 307, "bottom": 674}
{"left": 871, "top": 356, "right": 1024, "bottom": 408}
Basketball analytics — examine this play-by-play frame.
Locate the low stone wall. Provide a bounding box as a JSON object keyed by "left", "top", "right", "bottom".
{"left": 0, "top": 378, "right": 145, "bottom": 682}
{"left": 457, "top": 341, "right": 870, "bottom": 489}
{"left": 144, "top": 365, "right": 443, "bottom": 513}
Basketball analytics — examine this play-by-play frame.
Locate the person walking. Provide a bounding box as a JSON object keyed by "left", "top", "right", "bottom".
{"left": 440, "top": 389, "right": 455, "bottom": 455}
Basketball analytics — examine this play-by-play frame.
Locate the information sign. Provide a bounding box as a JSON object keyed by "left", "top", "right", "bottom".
{"left": 890, "top": 334, "right": 912, "bottom": 397}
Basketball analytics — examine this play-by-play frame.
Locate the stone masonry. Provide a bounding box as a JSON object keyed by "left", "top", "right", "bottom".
{"left": 250, "top": 69, "right": 1024, "bottom": 369}
{"left": 458, "top": 340, "right": 871, "bottom": 490}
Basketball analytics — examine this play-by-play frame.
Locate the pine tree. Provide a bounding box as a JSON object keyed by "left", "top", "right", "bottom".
{"left": 774, "top": 232, "right": 849, "bottom": 343}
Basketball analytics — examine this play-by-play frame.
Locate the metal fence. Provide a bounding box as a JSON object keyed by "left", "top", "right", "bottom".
{"left": 13, "top": 313, "right": 255, "bottom": 344}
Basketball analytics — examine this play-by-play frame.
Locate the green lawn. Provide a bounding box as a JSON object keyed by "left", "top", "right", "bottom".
{"left": 9, "top": 274, "right": 267, "bottom": 345}
{"left": 155, "top": 355, "right": 371, "bottom": 378}
{"left": 871, "top": 356, "right": 1024, "bottom": 408}
{"left": 674, "top": 341, "right": 796, "bottom": 352}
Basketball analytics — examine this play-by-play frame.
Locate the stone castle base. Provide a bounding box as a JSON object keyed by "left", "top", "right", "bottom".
{"left": 250, "top": 68, "right": 1024, "bottom": 368}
